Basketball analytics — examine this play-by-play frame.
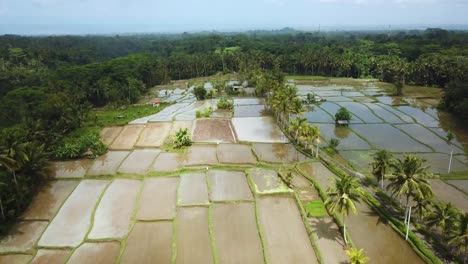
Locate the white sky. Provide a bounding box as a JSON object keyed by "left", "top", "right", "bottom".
{"left": 0, "top": 0, "right": 467, "bottom": 34}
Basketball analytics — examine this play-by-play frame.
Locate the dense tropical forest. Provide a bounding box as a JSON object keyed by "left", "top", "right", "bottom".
{"left": 0, "top": 28, "right": 467, "bottom": 233}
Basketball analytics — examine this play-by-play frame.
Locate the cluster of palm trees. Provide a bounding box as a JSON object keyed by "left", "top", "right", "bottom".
{"left": 371, "top": 150, "right": 467, "bottom": 261}
{"left": 0, "top": 141, "right": 49, "bottom": 233}
{"left": 266, "top": 80, "right": 321, "bottom": 156}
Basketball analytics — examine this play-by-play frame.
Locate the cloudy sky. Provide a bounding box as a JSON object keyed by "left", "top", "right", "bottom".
{"left": 0, "top": 0, "right": 467, "bottom": 34}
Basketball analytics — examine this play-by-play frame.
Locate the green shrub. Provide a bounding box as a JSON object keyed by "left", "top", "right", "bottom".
{"left": 53, "top": 130, "right": 107, "bottom": 160}
{"left": 173, "top": 128, "right": 192, "bottom": 148}
{"left": 329, "top": 138, "right": 341, "bottom": 150}
{"left": 193, "top": 86, "right": 207, "bottom": 100}
{"left": 196, "top": 107, "right": 213, "bottom": 118}
{"left": 335, "top": 107, "right": 352, "bottom": 123}
{"left": 217, "top": 98, "right": 233, "bottom": 110}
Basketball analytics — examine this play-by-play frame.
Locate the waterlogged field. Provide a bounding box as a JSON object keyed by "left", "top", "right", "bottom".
{"left": 295, "top": 79, "right": 468, "bottom": 175}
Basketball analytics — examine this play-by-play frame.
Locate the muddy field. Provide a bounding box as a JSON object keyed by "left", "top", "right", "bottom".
{"left": 217, "top": 143, "right": 257, "bottom": 164}
{"left": 232, "top": 117, "right": 288, "bottom": 143}
{"left": 109, "top": 125, "right": 144, "bottom": 150}
{"left": 208, "top": 170, "right": 253, "bottom": 201}
{"left": 192, "top": 118, "right": 235, "bottom": 143}
{"left": 135, "top": 122, "right": 171, "bottom": 147}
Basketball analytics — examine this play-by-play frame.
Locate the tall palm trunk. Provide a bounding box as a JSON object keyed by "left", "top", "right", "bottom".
{"left": 0, "top": 198, "right": 5, "bottom": 220}
{"left": 343, "top": 214, "right": 348, "bottom": 244}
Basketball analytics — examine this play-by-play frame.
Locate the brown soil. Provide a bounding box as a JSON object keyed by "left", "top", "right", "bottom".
{"left": 176, "top": 207, "right": 214, "bottom": 264}
{"left": 183, "top": 144, "right": 218, "bottom": 166}
{"left": 38, "top": 180, "right": 109, "bottom": 247}
{"left": 117, "top": 149, "right": 160, "bottom": 174}
{"left": 22, "top": 181, "right": 78, "bottom": 220}
{"left": 86, "top": 151, "right": 130, "bottom": 176}
{"left": 30, "top": 249, "right": 70, "bottom": 264}
{"left": 178, "top": 173, "right": 209, "bottom": 206}
{"left": 67, "top": 242, "right": 120, "bottom": 264}
{"left": 212, "top": 203, "right": 264, "bottom": 264}
{"left": 120, "top": 222, "right": 173, "bottom": 264}
{"left": 258, "top": 196, "right": 318, "bottom": 264}
{"left": 217, "top": 144, "right": 257, "bottom": 165}
{"left": 99, "top": 126, "right": 123, "bottom": 146}
{"left": 88, "top": 179, "right": 141, "bottom": 239}
{"left": 0, "top": 221, "right": 48, "bottom": 253}
{"left": 0, "top": 254, "right": 32, "bottom": 264}
{"left": 308, "top": 217, "right": 348, "bottom": 264}
{"left": 151, "top": 152, "right": 184, "bottom": 172}
{"left": 50, "top": 160, "right": 93, "bottom": 179}
{"left": 192, "top": 119, "right": 235, "bottom": 143}
{"left": 134, "top": 122, "right": 171, "bottom": 147}
{"left": 136, "top": 177, "right": 179, "bottom": 220}
{"left": 208, "top": 170, "right": 253, "bottom": 202}
{"left": 109, "top": 125, "right": 145, "bottom": 150}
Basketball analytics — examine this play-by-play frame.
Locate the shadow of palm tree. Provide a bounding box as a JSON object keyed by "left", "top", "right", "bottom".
{"left": 361, "top": 205, "right": 389, "bottom": 226}
{"left": 309, "top": 217, "right": 346, "bottom": 247}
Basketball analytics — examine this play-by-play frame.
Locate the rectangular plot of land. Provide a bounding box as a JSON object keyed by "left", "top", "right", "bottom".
{"left": 312, "top": 123, "right": 371, "bottom": 150}
{"left": 88, "top": 179, "right": 141, "bottom": 239}
{"left": 396, "top": 124, "right": 464, "bottom": 154}
{"left": 0, "top": 254, "right": 32, "bottom": 264}
{"left": 336, "top": 102, "right": 383, "bottom": 123}
{"left": 376, "top": 103, "right": 414, "bottom": 123}
{"left": 252, "top": 143, "right": 299, "bottom": 163}
{"left": 303, "top": 107, "right": 335, "bottom": 123}
{"left": 309, "top": 217, "right": 348, "bottom": 264}
{"left": 192, "top": 119, "right": 235, "bottom": 143}
{"left": 297, "top": 162, "right": 338, "bottom": 190}
{"left": 397, "top": 106, "right": 439, "bottom": 127}
{"left": 121, "top": 222, "right": 173, "bottom": 264}
{"left": 137, "top": 177, "right": 179, "bottom": 220}
{"left": 67, "top": 242, "right": 120, "bottom": 264}
{"left": 232, "top": 117, "right": 289, "bottom": 143}
{"left": 135, "top": 122, "right": 171, "bottom": 147}
{"left": 212, "top": 203, "right": 264, "bottom": 264}
{"left": 151, "top": 152, "right": 184, "bottom": 172}
{"left": 364, "top": 103, "right": 405, "bottom": 124}
{"left": 217, "top": 143, "right": 257, "bottom": 164}
{"left": 86, "top": 151, "right": 130, "bottom": 176}
{"left": 429, "top": 179, "right": 468, "bottom": 212}
{"left": 38, "top": 180, "right": 109, "bottom": 247}
{"left": 208, "top": 170, "right": 253, "bottom": 201}
{"left": 258, "top": 196, "right": 318, "bottom": 264}
{"left": 178, "top": 173, "right": 209, "bottom": 206}
{"left": 22, "top": 180, "right": 79, "bottom": 220}
{"left": 30, "top": 249, "right": 70, "bottom": 264}
{"left": 351, "top": 124, "right": 432, "bottom": 152}
{"left": 169, "top": 120, "right": 193, "bottom": 136}
{"left": 100, "top": 126, "right": 123, "bottom": 145}
{"left": 176, "top": 207, "right": 214, "bottom": 264}
{"left": 249, "top": 168, "right": 289, "bottom": 194}
{"left": 183, "top": 144, "right": 218, "bottom": 166}
{"left": 50, "top": 160, "right": 93, "bottom": 179}
{"left": 109, "top": 125, "right": 145, "bottom": 150}
{"left": 234, "top": 104, "right": 268, "bottom": 117}
{"left": 118, "top": 149, "right": 160, "bottom": 174}
{"left": 0, "top": 221, "right": 48, "bottom": 253}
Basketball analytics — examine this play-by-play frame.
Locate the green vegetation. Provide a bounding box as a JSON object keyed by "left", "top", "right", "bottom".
{"left": 173, "top": 128, "right": 192, "bottom": 149}
{"left": 86, "top": 104, "right": 169, "bottom": 127}
{"left": 217, "top": 98, "right": 233, "bottom": 110}
{"left": 195, "top": 107, "right": 213, "bottom": 118}
{"left": 53, "top": 129, "right": 107, "bottom": 159}
{"left": 324, "top": 174, "right": 364, "bottom": 244}
{"left": 370, "top": 150, "right": 393, "bottom": 189}
{"left": 328, "top": 138, "right": 341, "bottom": 151}
{"left": 335, "top": 107, "right": 352, "bottom": 123}
{"left": 193, "top": 86, "right": 207, "bottom": 100}
{"left": 346, "top": 248, "right": 370, "bottom": 264}
{"left": 304, "top": 200, "right": 328, "bottom": 217}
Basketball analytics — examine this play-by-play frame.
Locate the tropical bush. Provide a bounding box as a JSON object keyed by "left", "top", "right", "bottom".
{"left": 217, "top": 98, "right": 233, "bottom": 110}
{"left": 335, "top": 107, "right": 352, "bottom": 123}
{"left": 329, "top": 138, "right": 341, "bottom": 150}
{"left": 53, "top": 130, "right": 107, "bottom": 160}
{"left": 195, "top": 107, "right": 213, "bottom": 118}
{"left": 173, "top": 128, "right": 192, "bottom": 148}
{"left": 193, "top": 86, "right": 207, "bottom": 100}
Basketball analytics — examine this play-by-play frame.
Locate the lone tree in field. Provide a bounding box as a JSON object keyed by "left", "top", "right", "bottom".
{"left": 371, "top": 150, "right": 393, "bottom": 189}
{"left": 335, "top": 107, "right": 352, "bottom": 124}
{"left": 193, "top": 86, "right": 207, "bottom": 100}
{"left": 325, "top": 174, "right": 363, "bottom": 244}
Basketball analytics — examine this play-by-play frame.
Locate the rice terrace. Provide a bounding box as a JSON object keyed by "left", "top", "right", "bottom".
{"left": 0, "top": 15, "right": 468, "bottom": 264}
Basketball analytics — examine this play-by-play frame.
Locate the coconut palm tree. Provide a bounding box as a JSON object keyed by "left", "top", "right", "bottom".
{"left": 425, "top": 202, "right": 457, "bottom": 231}
{"left": 289, "top": 117, "right": 308, "bottom": 144}
{"left": 446, "top": 212, "right": 468, "bottom": 262}
{"left": 325, "top": 175, "right": 363, "bottom": 244}
{"left": 370, "top": 150, "right": 393, "bottom": 189}
{"left": 346, "top": 248, "right": 369, "bottom": 264}
{"left": 412, "top": 193, "right": 433, "bottom": 222}
{"left": 386, "top": 154, "right": 433, "bottom": 223}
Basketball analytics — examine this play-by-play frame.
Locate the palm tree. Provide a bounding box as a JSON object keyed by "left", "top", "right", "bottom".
{"left": 370, "top": 150, "right": 393, "bottom": 189}
{"left": 446, "top": 212, "right": 468, "bottom": 262}
{"left": 412, "top": 194, "right": 433, "bottom": 222}
{"left": 425, "top": 202, "right": 457, "bottom": 231}
{"left": 325, "top": 175, "right": 363, "bottom": 244}
{"left": 289, "top": 117, "right": 307, "bottom": 144}
{"left": 386, "top": 154, "right": 433, "bottom": 223}
{"left": 346, "top": 248, "right": 369, "bottom": 264}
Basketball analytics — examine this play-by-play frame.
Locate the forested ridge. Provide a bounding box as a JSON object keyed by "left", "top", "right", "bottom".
{"left": 0, "top": 28, "right": 467, "bottom": 232}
